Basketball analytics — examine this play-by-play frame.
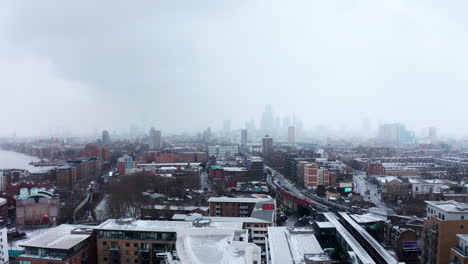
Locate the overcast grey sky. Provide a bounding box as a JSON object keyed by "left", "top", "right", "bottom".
{"left": 0, "top": 0, "right": 467, "bottom": 137}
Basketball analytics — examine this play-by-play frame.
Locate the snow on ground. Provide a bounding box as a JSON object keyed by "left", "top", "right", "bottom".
{"left": 285, "top": 216, "right": 298, "bottom": 227}
{"left": 95, "top": 196, "right": 108, "bottom": 221}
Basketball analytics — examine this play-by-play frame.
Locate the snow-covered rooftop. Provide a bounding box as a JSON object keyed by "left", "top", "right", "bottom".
{"left": 350, "top": 213, "right": 386, "bottom": 224}
{"left": 222, "top": 167, "right": 248, "bottom": 172}
{"left": 96, "top": 219, "right": 243, "bottom": 232}
{"left": 267, "top": 227, "right": 330, "bottom": 264}
{"left": 207, "top": 196, "right": 272, "bottom": 204}
{"left": 172, "top": 214, "right": 270, "bottom": 224}
{"left": 426, "top": 200, "right": 468, "bottom": 213}
{"left": 142, "top": 205, "right": 209, "bottom": 212}
{"left": 175, "top": 228, "right": 261, "bottom": 264}
{"left": 19, "top": 225, "right": 92, "bottom": 250}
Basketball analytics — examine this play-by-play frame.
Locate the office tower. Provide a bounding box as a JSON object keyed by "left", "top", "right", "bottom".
{"left": 241, "top": 129, "right": 248, "bottom": 146}
{"left": 262, "top": 135, "right": 273, "bottom": 154}
{"left": 261, "top": 105, "right": 274, "bottom": 136}
{"left": 223, "top": 120, "right": 231, "bottom": 134}
{"left": 288, "top": 126, "right": 295, "bottom": 144}
{"left": 101, "top": 130, "right": 111, "bottom": 145}
{"left": 428, "top": 126, "right": 437, "bottom": 142}
{"left": 149, "top": 127, "right": 162, "bottom": 150}
{"left": 378, "top": 123, "right": 414, "bottom": 145}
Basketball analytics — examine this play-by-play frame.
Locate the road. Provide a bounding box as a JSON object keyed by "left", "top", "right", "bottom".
{"left": 200, "top": 170, "right": 211, "bottom": 191}
{"left": 353, "top": 171, "right": 395, "bottom": 215}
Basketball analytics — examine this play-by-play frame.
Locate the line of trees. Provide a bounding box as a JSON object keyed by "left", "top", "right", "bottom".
{"left": 105, "top": 172, "right": 187, "bottom": 218}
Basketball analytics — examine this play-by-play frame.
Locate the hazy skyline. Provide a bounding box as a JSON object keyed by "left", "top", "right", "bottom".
{"left": 1, "top": 0, "right": 467, "bottom": 137}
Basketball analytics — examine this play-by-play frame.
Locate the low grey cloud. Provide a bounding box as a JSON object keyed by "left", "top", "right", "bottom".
{"left": 1, "top": 0, "right": 468, "bottom": 137}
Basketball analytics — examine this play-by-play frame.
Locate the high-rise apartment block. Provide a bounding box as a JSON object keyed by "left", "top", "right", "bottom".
{"left": 149, "top": 128, "right": 162, "bottom": 150}
{"left": 101, "top": 130, "right": 111, "bottom": 145}
{"left": 262, "top": 136, "right": 273, "bottom": 154}
{"left": 241, "top": 129, "right": 248, "bottom": 146}
{"left": 288, "top": 126, "right": 295, "bottom": 144}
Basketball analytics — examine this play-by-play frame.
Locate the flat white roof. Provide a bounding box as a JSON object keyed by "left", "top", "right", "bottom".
{"left": 267, "top": 227, "right": 329, "bottom": 264}
{"left": 96, "top": 219, "right": 242, "bottom": 232}
{"left": 138, "top": 163, "right": 201, "bottom": 166}
{"left": 350, "top": 213, "right": 386, "bottom": 224}
{"left": 19, "top": 225, "right": 91, "bottom": 250}
{"left": 223, "top": 167, "right": 248, "bottom": 172}
{"left": 426, "top": 200, "right": 468, "bottom": 213}
{"left": 173, "top": 214, "right": 270, "bottom": 224}
{"left": 457, "top": 234, "right": 468, "bottom": 243}
{"left": 142, "top": 205, "right": 208, "bottom": 211}
{"left": 208, "top": 196, "right": 271, "bottom": 203}
{"left": 176, "top": 229, "right": 260, "bottom": 264}
{"left": 315, "top": 221, "right": 335, "bottom": 228}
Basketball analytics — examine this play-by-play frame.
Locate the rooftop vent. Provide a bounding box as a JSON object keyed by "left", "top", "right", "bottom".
{"left": 288, "top": 227, "right": 314, "bottom": 234}
{"left": 115, "top": 218, "right": 135, "bottom": 225}
{"left": 192, "top": 218, "right": 211, "bottom": 227}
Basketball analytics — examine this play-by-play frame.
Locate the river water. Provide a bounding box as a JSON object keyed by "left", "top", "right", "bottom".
{"left": 0, "top": 149, "right": 49, "bottom": 172}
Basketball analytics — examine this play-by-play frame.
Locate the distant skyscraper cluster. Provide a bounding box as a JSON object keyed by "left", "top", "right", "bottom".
{"left": 377, "top": 123, "right": 414, "bottom": 145}
{"left": 253, "top": 105, "right": 303, "bottom": 143}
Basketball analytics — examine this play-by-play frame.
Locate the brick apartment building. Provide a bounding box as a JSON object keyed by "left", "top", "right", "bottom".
{"left": 421, "top": 201, "right": 468, "bottom": 264}
{"left": 56, "top": 165, "right": 77, "bottom": 189}
{"left": 450, "top": 234, "right": 468, "bottom": 264}
{"left": 303, "top": 163, "right": 330, "bottom": 188}
{"left": 367, "top": 161, "right": 385, "bottom": 176}
{"left": 144, "top": 151, "right": 208, "bottom": 163}
{"left": 17, "top": 225, "right": 96, "bottom": 264}
{"left": 208, "top": 197, "right": 259, "bottom": 217}
{"left": 384, "top": 179, "right": 412, "bottom": 201}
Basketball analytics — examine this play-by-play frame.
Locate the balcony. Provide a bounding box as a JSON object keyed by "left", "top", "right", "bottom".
{"left": 109, "top": 245, "right": 120, "bottom": 251}
{"left": 452, "top": 247, "right": 468, "bottom": 258}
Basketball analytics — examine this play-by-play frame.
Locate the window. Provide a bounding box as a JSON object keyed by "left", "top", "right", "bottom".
{"left": 126, "top": 250, "right": 130, "bottom": 255}
{"left": 134, "top": 251, "right": 138, "bottom": 256}
{"left": 126, "top": 242, "right": 130, "bottom": 247}
{"left": 134, "top": 243, "right": 138, "bottom": 247}
{"left": 462, "top": 216, "right": 465, "bottom": 220}
{"left": 103, "top": 241, "right": 107, "bottom": 246}
{"left": 19, "top": 261, "right": 31, "bottom": 264}
{"left": 103, "top": 257, "right": 108, "bottom": 262}
{"left": 134, "top": 260, "right": 139, "bottom": 263}
{"left": 442, "top": 215, "right": 445, "bottom": 220}
{"left": 462, "top": 225, "right": 464, "bottom": 229}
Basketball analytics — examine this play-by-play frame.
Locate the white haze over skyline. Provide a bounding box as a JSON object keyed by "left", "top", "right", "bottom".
{"left": 0, "top": 0, "right": 467, "bottom": 138}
